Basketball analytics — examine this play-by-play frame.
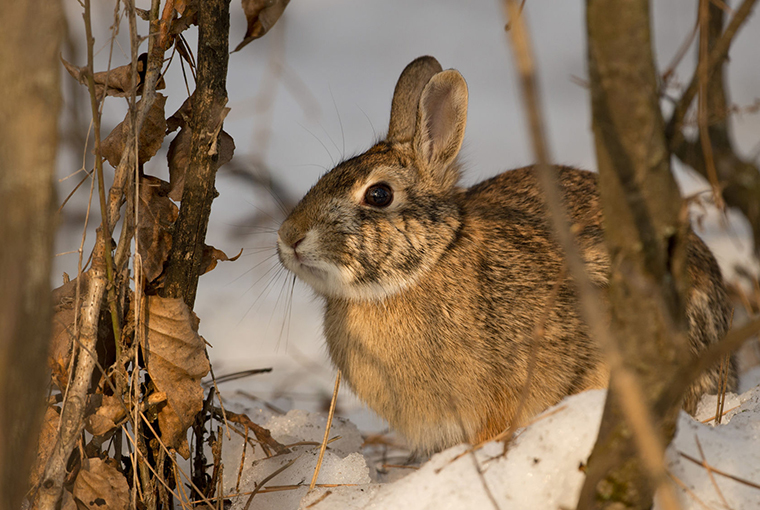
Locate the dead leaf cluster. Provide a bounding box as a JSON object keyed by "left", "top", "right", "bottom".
{"left": 34, "top": 0, "right": 292, "bottom": 507}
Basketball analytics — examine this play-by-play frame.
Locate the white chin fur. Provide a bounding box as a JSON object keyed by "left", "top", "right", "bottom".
{"left": 277, "top": 232, "right": 407, "bottom": 301}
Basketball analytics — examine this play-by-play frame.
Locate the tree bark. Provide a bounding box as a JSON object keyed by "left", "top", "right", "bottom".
{"left": 162, "top": 0, "right": 232, "bottom": 308}
{"left": 578, "top": 1, "right": 692, "bottom": 508}
{"left": 0, "top": 0, "right": 64, "bottom": 508}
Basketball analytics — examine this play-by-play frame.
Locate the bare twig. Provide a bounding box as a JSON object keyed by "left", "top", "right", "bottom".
{"left": 214, "top": 408, "right": 290, "bottom": 456}
{"left": 666, "top": 0, "right": 758, "bottom": 149}
{"left": 658, "top": 315, "right": 760, "bottom": 416}
{"left": 309, "top": 371, "right": 341, "bottom": 490}
{"left": 697, "top": 0, "right": 724, "bottom": 210}
{"left": 162, "top": 0, "right": 231, "bottom": 308}
{"left": 668, "top": 471, "right": 713, "bottom": 510}
{"left": 679, "top": 450, "right": 760, "bottom": 490}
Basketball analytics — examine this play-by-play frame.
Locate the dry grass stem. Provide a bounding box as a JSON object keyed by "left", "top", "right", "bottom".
{"left": 209, "top": 367, "right": 231, "bottom": 439}
{"left": 695, "top": 435, "right": 732, "bottom": 509}
{"left": 701, "top": 404, "right": 739, "bottom": 424}
{"left": 213, "top": 483, "right": 358, "bottom": 503}
{"left": 137, "top": 409, "right": 217, "bottom": 509}
{"left": 309, "top": 370, "right": 341, "bottom": 490}
{"left": 242, "top": 457, "right": 299, "bottom": 510}
{"left": 236, "top": 424, "right": 249, "bottom": 492}
{"left": 668, "top": 471, "right": 713, "bottom": 510}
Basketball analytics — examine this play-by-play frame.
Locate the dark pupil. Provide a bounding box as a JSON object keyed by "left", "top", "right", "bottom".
{"left": 365, "top": 184, "right": 393, "bottom": 207}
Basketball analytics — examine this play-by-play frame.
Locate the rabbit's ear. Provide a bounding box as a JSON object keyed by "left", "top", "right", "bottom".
{"left": 413, "top": 69, "right": 468, "bottom": 173}
{"left": 387, "top": 56, "right": 443, "bottom": 142}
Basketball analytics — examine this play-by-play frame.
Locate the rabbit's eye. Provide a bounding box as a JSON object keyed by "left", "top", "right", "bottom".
{"left": 364, "top": 183, "right": 393, "bottom": 208}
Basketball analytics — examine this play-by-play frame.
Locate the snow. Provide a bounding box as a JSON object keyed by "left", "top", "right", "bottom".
{"left": 222, "top": 409, "right": 372, "bottom": 510}
{"left": 221, "top": 383, "right": 760, "bottom": 510}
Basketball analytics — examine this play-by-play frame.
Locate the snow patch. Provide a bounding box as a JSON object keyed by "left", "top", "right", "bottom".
{"left": 222, "top": 385, "right": 760, "bottom": 510}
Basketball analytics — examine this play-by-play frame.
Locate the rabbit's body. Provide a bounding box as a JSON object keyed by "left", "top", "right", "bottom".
{"left": 277, "top": 57, "right": 736, "bottom": 453}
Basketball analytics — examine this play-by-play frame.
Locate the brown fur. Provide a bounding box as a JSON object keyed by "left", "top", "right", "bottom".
{"left": 277, "top": 56, "right": 736, "bottom": 453}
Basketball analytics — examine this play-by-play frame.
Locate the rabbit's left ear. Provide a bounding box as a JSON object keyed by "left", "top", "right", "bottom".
{"left": 413, "top": 69, "right": 468, "bottom": 174}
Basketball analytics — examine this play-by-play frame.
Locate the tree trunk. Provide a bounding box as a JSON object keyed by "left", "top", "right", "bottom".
{"left": 0, "top": 0, "right": 64, "bottom": 508}
{"left": 162, "top": 0, "right": 232, "bottom": 308}
{"left": 577, "top": 1, "right": 692, "bottom": 508}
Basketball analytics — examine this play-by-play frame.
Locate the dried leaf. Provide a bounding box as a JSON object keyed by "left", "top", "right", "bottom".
{"left": 167, "top": 127, "right": 191, "bottom": 201}
{"left": 73, "top": 458, "right": 129, "bottom": 510}
{"left": 138, "top": 176, "right": 178, "bottom": 282}
{"left": 217, "top": 130, "right": 236, "bottom": 167}
{"left": 169, "top": 1, "right": 198, "bottom": 37}
{"left": 167, "top": 96, "right": 193, "bottom": 133}
{"left": 85, "top": 395, "right": 127, "bottom": 437}
{"left": 60, "top": 490, "right": 77, "bottom": 510}
{"left": 49, "top": 307, "right": 75, "bottom": 391}
{"left": 235, "top": 0, "right": 290, "bottom": 52}
{"left": 61, "top": 54, "right": 164, "bottom": 100}
{"left": 101, "top": 93, "right": 167, "bottom": 168}
{"left": 142, "top": 296, "right": 210, "bottom": 458}
{"left": 49, "top": 277, "right": 86, "bottom": 391}
{"left": 29, "top": 406, "right": 61, "bottom": 488}
{"left": 167, "top": 128, "right": 234, "bottom": 202}
{"left": 201, "top": 245, "right": 243, "bottom": 275}
{"left": 61, "top": 57, "right": 135, "bottom": 100}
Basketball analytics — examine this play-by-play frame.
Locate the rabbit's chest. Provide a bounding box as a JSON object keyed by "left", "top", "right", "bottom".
{"left": 323, "top": 294, "right": 485, "bottom": 420}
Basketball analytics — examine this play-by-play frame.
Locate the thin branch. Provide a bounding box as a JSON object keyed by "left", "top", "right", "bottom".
{"left": 666, "top": 0, "right": 758, "bottom": 149}
{"left": 82, "top": 0, "right": 122, "bottom": 353}
{"left": 679, "top": 450, "right": 760, "bottom": 490}
{"left": 658, "top": 315, "right": 760, "bottom": 416}
{"left": 694, "top": 435, "right": 731, "bottom": 509}
{"left": 697, "top": 0, "right": 724, "bottom": 210}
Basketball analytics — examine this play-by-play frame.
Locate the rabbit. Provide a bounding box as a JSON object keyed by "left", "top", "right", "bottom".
{"left": 276, "top": 56, "right": 736, "bottom": 453}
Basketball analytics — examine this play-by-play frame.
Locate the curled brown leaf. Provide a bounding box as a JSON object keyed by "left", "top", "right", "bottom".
{"left": 142, "top": 296, "right": 210, "bottom": 458}
{"left": 138, "top": 176, "right": 178, "bottom": 283}
{"left": 85, "top": 394, "right": 127, "bottom": 437}
{"left": 167, "top": 127, "right": 191, "bottom": 202}
{"left": 235, "top": 0, "right": 291, "bottom": 52}
{"left": 100, "top": 93, "right": 168, "bottom": 168}
{"left": 201, "top": 245, "right": 243, "bottom": 275}
{"left": 61, "top": 53, "right": 165, "bottom": 100}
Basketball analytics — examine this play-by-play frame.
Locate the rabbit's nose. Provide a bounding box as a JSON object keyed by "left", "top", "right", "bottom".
{"left": 278, "top": 222, "right": 303, "bottom": 248}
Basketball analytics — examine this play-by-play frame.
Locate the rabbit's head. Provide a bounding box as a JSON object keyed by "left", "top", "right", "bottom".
{"left": 278, "top": 57, "right": 469, "bottom": 300}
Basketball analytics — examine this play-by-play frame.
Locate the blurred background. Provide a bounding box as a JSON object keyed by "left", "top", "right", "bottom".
{"left": 54, "top": 0, "right": 760, "bottom": 434}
